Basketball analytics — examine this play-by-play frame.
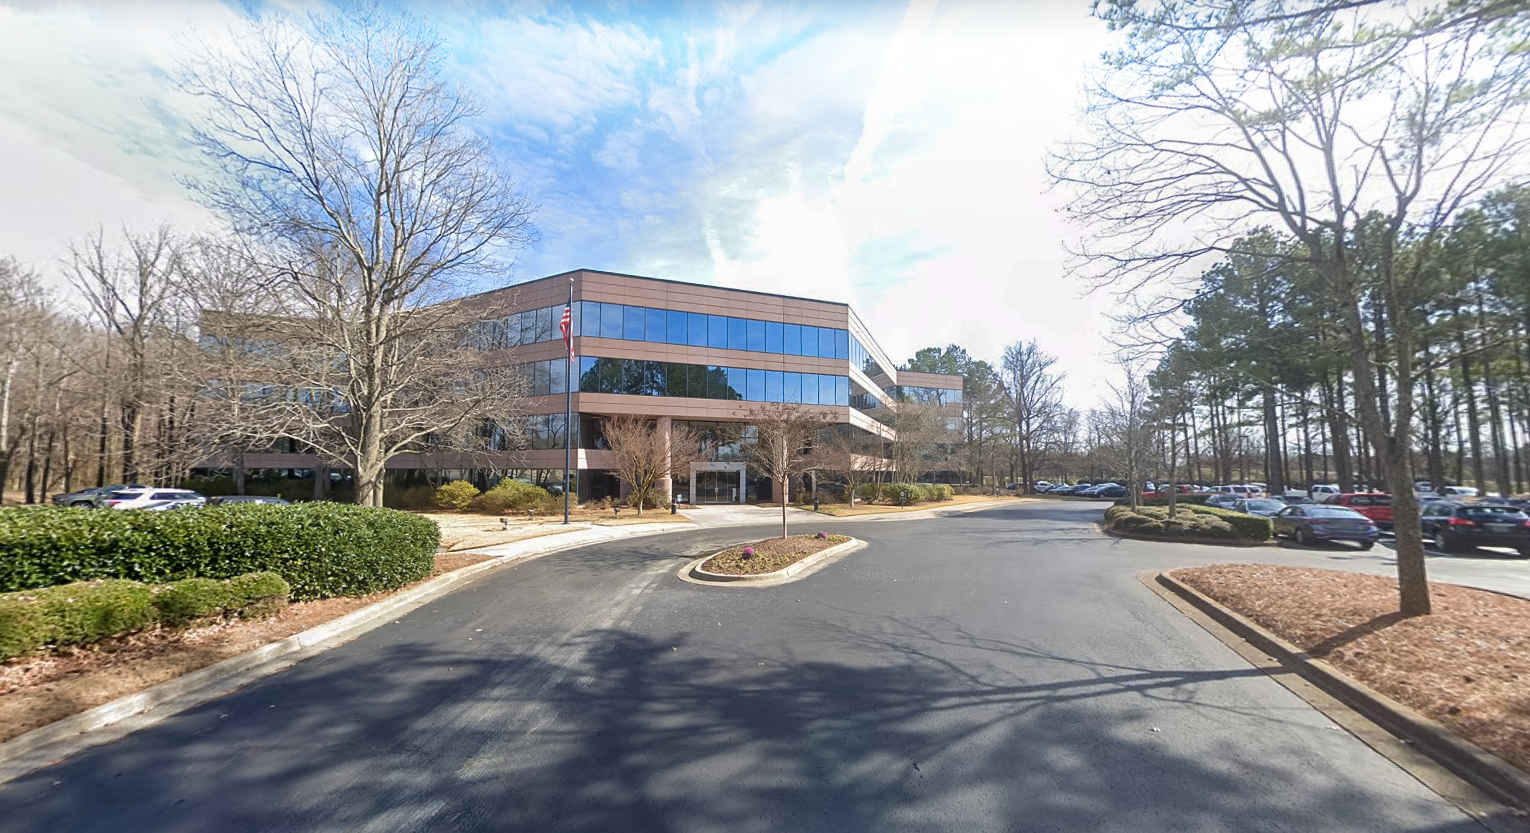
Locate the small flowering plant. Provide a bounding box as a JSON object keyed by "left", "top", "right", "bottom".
{"left": 742, "top": 546, "right": 756, "bottom": 558}
{"left": 815, "top": 531, "right": 829, "bottom": 539}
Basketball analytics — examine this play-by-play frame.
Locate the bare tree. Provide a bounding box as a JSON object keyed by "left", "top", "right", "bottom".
{"left": 813, "top": 425, "right": 885, "bottom": 506}
{"left": 601, "top": 416, "right": 700, "bottom": 516}
{"left": 178, "top": 6, "right": 537, "bottom": 506}
{"left": 1051, "top": 0, "right": 1530, "bottom": 615}
{"left": 1096, "top": 364, "right": 1154, "bottom": 510}
{"left": 741, "top": 402, "right": 836, "bottom": 538}
{"left": 1000, "top": 340, "right": 1067, "bottom": 493}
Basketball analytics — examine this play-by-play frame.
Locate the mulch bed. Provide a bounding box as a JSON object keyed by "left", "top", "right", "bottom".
{"left": 0, "top": 552, "right": 494, "bottom": 744}
{"left": 1173, "top": 564, "right": 1530, "bottom": 773}
{"left": 700, "top": 534, "right": 851, "bottom": 575}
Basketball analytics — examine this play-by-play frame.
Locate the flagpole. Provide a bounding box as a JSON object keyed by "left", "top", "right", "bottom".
{"left": 564, "top": 276, "right": 574, "bottom": 525}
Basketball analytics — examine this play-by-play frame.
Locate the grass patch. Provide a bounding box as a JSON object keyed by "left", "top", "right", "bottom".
{"left": 700, "top": 534, "right": 851, "bottom": 575}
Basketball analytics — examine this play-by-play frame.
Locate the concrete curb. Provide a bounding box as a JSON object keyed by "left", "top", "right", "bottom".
{"left": 1101, "top": 524, "right": 1275, "bottom": 548}
{"left": 0, "top": 520, "right": 697, "bottom": 785}
{"left": 813, "top": 497, "right": 1029, "bottom": 523}
{"left": 1152, "top": 570, "right": 1530, "bottom": 815}
{"left": 677, "top": 538, "right": 868, "bottom": 587}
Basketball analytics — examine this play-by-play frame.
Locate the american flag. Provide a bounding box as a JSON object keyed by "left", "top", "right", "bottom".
{"left": 559, "top": 305, "right": 573, "bottom": 361}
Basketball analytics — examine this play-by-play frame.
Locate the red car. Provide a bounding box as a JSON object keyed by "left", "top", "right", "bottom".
{"left": 1321, "top": 492, "right": 1394, "bottom": 530}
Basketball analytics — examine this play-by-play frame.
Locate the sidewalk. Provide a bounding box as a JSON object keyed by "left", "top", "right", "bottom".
{"left": 462, "top": 519, "right": 696, "bottom": 557}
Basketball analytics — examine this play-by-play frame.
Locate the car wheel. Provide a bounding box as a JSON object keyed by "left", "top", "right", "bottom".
{"left": 1358, "top": 541, "right": 1375, "bottom": 551}
{"left": 69, "top": 501, "right": 92, "bottom": 508}
{"left": 1294, "top": 529, "right": 1308, "bottom": 547}
{"left": 1437, "top": 530, "right": 1465, "bottom": 554}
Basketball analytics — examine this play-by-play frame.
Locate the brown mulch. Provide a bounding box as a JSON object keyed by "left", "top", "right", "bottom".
{"left": 0, "top": 552, "right": 495, "bottom": 744}
{"left": 1173, "top": 564, "right": 1530, "bottom": 773}
{"left": 700, "top": 534, "right": 850, "bottom": 575}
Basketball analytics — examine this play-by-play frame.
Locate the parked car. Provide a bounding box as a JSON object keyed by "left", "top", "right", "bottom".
{"left": 1095, "top": 485, "right": 1127, "bottom": 498}
{"left": 52, "top": 484, "right": 145, "bottom": 508}
{"left": 207, "top": 495, "right": 291, "bottom": 506}
{"left": 1213, "top": 484, "right": 1263, "bottom": 498}
{"left": 141, "top": 498, "right": 208, "bottom": 511}
{"left": 1231, "top": 498, "right": 1287, "bottom": 517}
{"left": 1272, "top": 505, "right": 1380, "bottom": 549}
{"left": 1308, "top": 484, "right": 1341, "bottom": 498}
{"left": 1204, "top": 493, "right": 1242, "bottom": 508}
{"left": 1319, "top": 492, "right": 1394, "bottom": 530}
{"left": 1270, "top": 495, "right": 1313, "bottom": 505}
{"left": 100, "top": 488, "right": 206, "bottom": 510}
{"left": 1420, "top": 502, "right": 1530, "bottom": 556}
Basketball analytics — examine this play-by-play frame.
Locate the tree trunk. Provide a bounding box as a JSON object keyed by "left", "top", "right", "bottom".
{"left": 1261, "top": 384, "right": 1284, "bottom": 494}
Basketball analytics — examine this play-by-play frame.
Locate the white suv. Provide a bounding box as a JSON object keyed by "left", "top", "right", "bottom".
{"left": 102, "top": 488, "right": 206, "bottom": 510}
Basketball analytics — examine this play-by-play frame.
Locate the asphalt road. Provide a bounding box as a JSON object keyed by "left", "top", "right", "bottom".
{"left": 0, "top": 500, "right": 1503, "bottom": 832}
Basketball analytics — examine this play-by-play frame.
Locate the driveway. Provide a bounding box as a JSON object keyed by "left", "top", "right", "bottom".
{"left": 0, "top": 501, "right": 1490, "bottom": 831}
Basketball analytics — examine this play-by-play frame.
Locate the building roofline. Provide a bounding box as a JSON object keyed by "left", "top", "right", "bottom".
{"left": 465, "top": 268, "right": 853, "bottom": 310}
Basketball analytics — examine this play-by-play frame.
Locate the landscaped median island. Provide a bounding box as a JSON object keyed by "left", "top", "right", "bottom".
{"left": 1103, "top": 501, "right": 1271, "bottom": 543}
{"left": 700, "top": 533, "right": 852, "bottom": 576}
{"left": 1172, "top": 564, "right": 1530, "bottom": 775}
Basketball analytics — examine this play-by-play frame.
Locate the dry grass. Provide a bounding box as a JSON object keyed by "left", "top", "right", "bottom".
{"left": 0, "top": 552, "right": 494, "bottom": 744}
{"left": 812, "top": 494, "right": 1024, "bottom": 517}
{"left": 1173, "top": 564, "right": 1530, "bottom": 773}
{"left": 700, "top": 534, "right": 850, "bottom": 575}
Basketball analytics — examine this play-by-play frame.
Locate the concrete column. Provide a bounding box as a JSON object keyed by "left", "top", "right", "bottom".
{"left": 656, "top": 416, "right": 674, "bottom": 504}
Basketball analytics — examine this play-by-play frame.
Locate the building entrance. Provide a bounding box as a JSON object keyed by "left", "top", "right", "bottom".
{"left": 694, "top": 470, "right": 740, "bottom": 504}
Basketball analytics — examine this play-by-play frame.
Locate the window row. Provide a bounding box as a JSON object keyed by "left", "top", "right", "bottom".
{"left": 888, "top": 385, "right": 964, "bottom": 405}
{"left": 573, "top": 301, "right": 851, "bottom": 360}
{"left": 576, "top": 357, "right": 851, "bottom": 405}
{"left": 850, "top": 335, "right": 890, "bottom": 381}
{"left": 466, "top": 304, "right": 564, "bottom": 351}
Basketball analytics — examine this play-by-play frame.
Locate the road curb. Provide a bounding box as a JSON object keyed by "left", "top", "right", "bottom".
{"left": 0, "top": 521, "right": 696, "bottom": 785}
{"left": 677, "top": 538, "right": 867, "bottom": 587}
{"left": 1101, "top": 524, "right": 1275, "bottom": 547}
{"left": 1151, "top": 570, "right": 1530, "bottom": 817}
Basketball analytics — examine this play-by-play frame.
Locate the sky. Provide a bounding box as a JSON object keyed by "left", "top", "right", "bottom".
{"left": 0, "top": 0, "right": 1121, "bottom": 409}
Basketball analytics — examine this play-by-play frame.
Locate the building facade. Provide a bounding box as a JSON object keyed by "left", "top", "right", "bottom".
{"left": 238, "top": 270, "right": 964, "bottom": 503}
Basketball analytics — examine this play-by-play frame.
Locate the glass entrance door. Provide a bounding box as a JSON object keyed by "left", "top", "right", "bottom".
{"left": 694, "top": 470, "right": 739, "bottom": 504}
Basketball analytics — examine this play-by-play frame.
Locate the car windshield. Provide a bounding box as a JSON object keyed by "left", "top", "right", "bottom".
{"left": 1461, "top": 506, "right": 1526, "bottom": 518}
{"left": 1309, "top": 507, "right": 1367, "bottom": 518}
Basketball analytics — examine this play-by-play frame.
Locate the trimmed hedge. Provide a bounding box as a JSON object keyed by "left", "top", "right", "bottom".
{"left": 1114, "top": 494, "right": 1214, "bottom": 507}
{"left": 433, "top": 480, "right": 481, "bottom": 511}
{"left": 1103, "top": 503, "right": 1271, "bottom": 541}
{"left": 0, "top": 572, "right": 292, "bottom": 660}
{"left": 0, "top": 504, "right": 438, "bottom": 601}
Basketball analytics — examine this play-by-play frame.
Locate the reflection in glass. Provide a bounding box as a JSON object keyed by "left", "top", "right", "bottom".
{"left": 600, "top": 303, "right": 622, "bottom": 339}
{"left": 746, "top": 369, "right": 765, "bottom": 401}
{"left": 688, "top": 312, "right": 708, "bottom": 346}
{"left": 667, "top": 310, "right": 688, "bottom": 346}
{"left": 766, "top": 321, "right": 783, "bottom": 353}
{"left": 747, "top": 320, "right": 766, "bottom": 352}
{"left": 624, "top": 305, "right": 645, "bottom": 340}
{"left": 784, "top": 323, "right": 801, "bottom": 355}
{"left": 646, "top": 308, "right": 666, "bottom": 342}
{"left": 727, "top": 317, "right": 746, "bottom": 351}
{"left": 801, "top": 326, "right": 819, "bottom": 357}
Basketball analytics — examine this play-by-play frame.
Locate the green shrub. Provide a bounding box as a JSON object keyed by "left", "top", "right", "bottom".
{"left": 1115, "top": 494, "right": 1213, "bottom": 507}
{"left": 473, "top": 479, "right": 552, "bottom": 514}
{"left": 0, "top": 579, "right": 158, "bottom": 661}
{"left": 0, "top": 504, "right": 438, "bottom": 601}
{"left": 226, "top": 571, "right": 291, "bottom": 619}
{"left": 855, "top": 484, "right": 879, "bottom": 503}
{"left": 433, "top": 480, "right": 481, "bottom": 511}
{"left": 384, "top": 484, "right": 436, "bottom": 510}
{"left": 153, "top": 577, "right": 233, "bottom": 627}
{"left": 929, "top": 484, "right": 954, "bottom": 501}
{"left": 1103, "top": 502, "right": 1266, "bottom": 541}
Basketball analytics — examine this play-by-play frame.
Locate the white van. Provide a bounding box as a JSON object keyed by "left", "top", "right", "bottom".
{"left": 1309, "top": 484, "right": 1340, "bottom": 498}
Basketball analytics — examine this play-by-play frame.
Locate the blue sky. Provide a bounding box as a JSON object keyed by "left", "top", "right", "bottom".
{"left": 0, "top": 0, "right": 1119, "bottom": 407}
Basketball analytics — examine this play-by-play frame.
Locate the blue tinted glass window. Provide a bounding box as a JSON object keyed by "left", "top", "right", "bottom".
{"left": 538, "top": 306, "right": 555, "bottom": 341}
{"left": 834, "top": 329, "right": 848, "bottom": 359}
{"left": 727, "top": 317, "right": 746, "bottom": 351}
{"left": 624, "top": 305, "right": 645, "bottom": 340}
{"left": 687, "top": 312, "right": 707, "bottom": 346}
{"left": 709, "top": 366, "right": 729, "bottom": 399}
{"left": 766, "top": 370, "right": 783, "bottom": 402}
{"left": 800, "top": 326, "right": 819, "bottom": 357}
{"left": 801, "top": 373, "right": 819, "bottom": 405}
{"left": 784, "top": 372, "right": 801, "bottom": 402}
{"left": 579, "top": 302, "right": 598, "bottom": 337}
{"left": 784, "top": 324, "right": 802, "bottom": 355}
{"left": 725, "top": 367, "right": 745, "bottom": 400}
{"left": 667, "top": 310, "right": 687, "bottom": 345}
{"left": 570, "top": 303, "right": 582, "bottom": 339}
{"left": 819, "top": 327, "right": 834, "bottom": 358}
{"left": 665, "top": 362, "right": 687, "bottom": 397}
{"left": 747, "top": 320, "right": 766, "bottom": 352}
{"left": 708, "top": 315, "right": 728, "bottom": 349}
{"left": 577, "top": 357, "right": 596, "bottom": 392}
{"left": 687, "top": 364, "right": 708, "bottom": 398}
{"left": 550, "top": 358, "right": 567, "bottom": 395}
{"left": 766, "top": 321, "right": 783, "bottom": 353}
{"left": 645, "top": 308, "right": 666, "bottom": 342}
{"left": 746, "top": 369, "right": 765, "bottom": 402}
{"left": 600, "top": 303, "right": 622, "bottom": 339}
{"left": 835, "top": 376, "right": 849, "bottom": 406}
